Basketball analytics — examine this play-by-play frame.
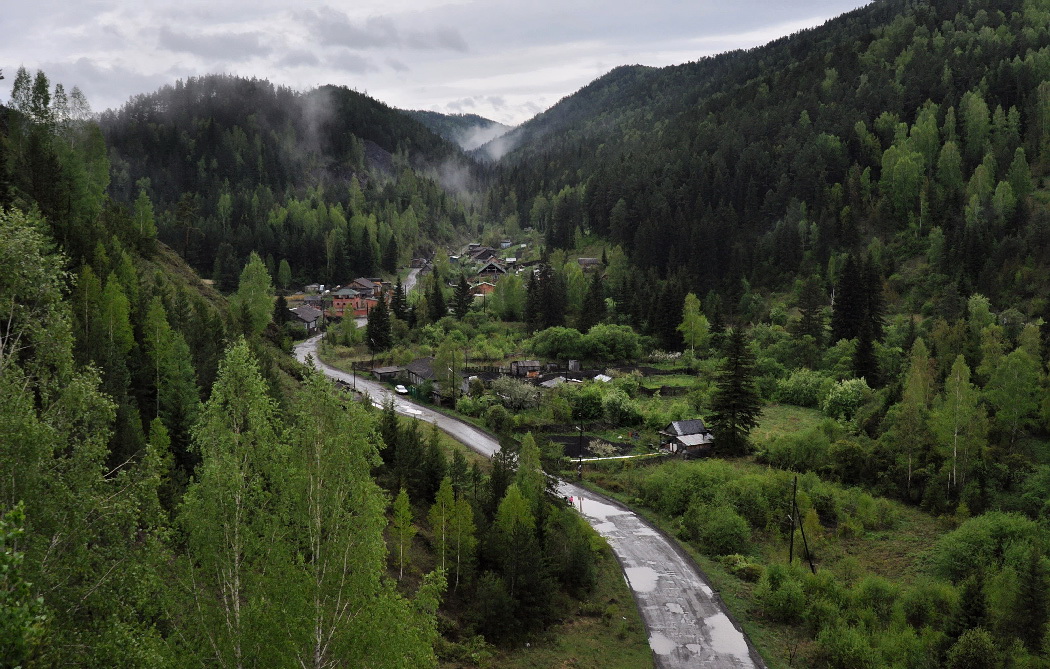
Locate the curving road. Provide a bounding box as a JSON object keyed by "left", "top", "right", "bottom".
{"left": 295, "top": 335, "right": 762, "bottom": 669}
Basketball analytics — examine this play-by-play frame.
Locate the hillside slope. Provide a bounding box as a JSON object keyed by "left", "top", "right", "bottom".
{"left": 484, "top": 0, "right": 1050, "bottom": 314}
{"left": 99, "top": 74, "right": 479, "bottom": 284}
{"left": 404, "top": 109, "right": 512, "bottom": 151}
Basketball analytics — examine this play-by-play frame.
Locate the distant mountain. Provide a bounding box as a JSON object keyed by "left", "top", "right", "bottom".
{"left": 405, "top": 109, "right": 512, "bottom": 152}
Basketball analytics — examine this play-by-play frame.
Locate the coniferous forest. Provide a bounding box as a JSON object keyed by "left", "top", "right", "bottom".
{"left": 4, "top": 0, "right": 1050, "bottom": 666}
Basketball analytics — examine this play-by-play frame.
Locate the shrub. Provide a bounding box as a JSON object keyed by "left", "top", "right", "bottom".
{"left": 853, "top": 575, "right": 898, "bottom": 623}
{"left": 822, "top": 378, "right": 873, "bottom": 420}
{"left": 490, "top": 376, "right": 541, "bottom": 411}
{"left": 759, "top": 430, "right": 831, "bottom": 473}
{"left": 776, "top": 368, "right": 836, "bottom": 407}
{"left": 757, "top": 564, "right": 806, "bottom": 623}
{"left": 815, "top": 624, "right": 878, "bottom": 669}
{"left": 602, "top": 389, "right": 643, "bottom": 426}
{"left": 721, "top": 554, "right": 765, "bottom": 582}
{"left": 929, "top": 512, "right": 1041, "bottom": 582}
{"left": 485, "top": 404, "right": 513, "bottom": 435}
{"left": 685, "top": 502, "right": 751, "bottom": 556}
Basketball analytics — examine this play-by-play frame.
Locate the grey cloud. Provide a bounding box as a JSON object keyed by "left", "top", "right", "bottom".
{"left": 328, "top": 50, "right": 373, "bottom": 74}
{"left": 446, "top": 97, "right": 476, "bottom": 111}
{"left": 158, "top": 26, "right": 271, "bottom": 60}
{"left": 299, "top": 7, "right": 467, "bottom": 52}
{"left": 486, "top": 95, "right": 506, "bottom": 109}
{"left": 277, "top": 49, "right": 320, "bottom": 68}
{"left": 386, "top": 58, "right": 409, "bottom": 73}
{"left": 404, "top": 26, "right": 468, "bottom": 52}
{"left": 299, "top": 8, "right": 397, "bottom": 49}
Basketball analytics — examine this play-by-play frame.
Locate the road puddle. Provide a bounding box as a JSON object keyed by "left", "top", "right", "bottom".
{"left": 703, "top": 612, "right": 752, "bottom": 661}
{"left": 625, "top": 566, "right": 659, "bottom": 592}
{"left": 648, "top": 631, "right": 676, "bottom": 655}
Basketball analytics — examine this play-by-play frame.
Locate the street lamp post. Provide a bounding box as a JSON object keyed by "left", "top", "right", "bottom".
{"left": 577, "top": 422, "right": 584, "bottom": 480}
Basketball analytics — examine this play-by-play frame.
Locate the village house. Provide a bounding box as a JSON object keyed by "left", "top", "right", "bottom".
{"left": 350, "top": 277, "right": 383, "bottom": 298}
{"left": 577, "top": 257, "right": 602, "bottom": 271}
{"left": 329, "top": 287, "right": 358, "bottom": 318}
{"left": 405, "top": 357, "right": 436, "bottom": 386}
{"left": 471, "top": 281, "right": 497, "bottom": 297}
{"left": 660, "top": 419, "right": 714, "bottom": 457}
{"left": 290, "top": 305, "right": 323, "bottom": 333}
{"left": 469, "top": 246, "right": 499, "bottom": 263}
{"left": 476, "top": 261, "right": 507, "bottom": 282}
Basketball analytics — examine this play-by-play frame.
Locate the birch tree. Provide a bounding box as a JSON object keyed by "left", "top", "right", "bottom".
{"left": 931, "top": 356, "right": 987, "bottom": 497}
{"left": 392, "top": 488, "right": 417, "bottom": 581}
{"left": 177, "top": 339, "right": 289, "bottom": 667}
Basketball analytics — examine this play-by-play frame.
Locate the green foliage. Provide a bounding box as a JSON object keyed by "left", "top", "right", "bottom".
{"left": 775, "top": 368, "right": 835, "bottom": 408}
{"left": 929, "top": 512, "right": 1041, "bottom": 583}
{"left": 229, "top": 252, "right": 274, "bottom": 337}
{"left": 485, "top": 404, "right": 514, "bottom": 436}
{"left": 945, "top": 628, "right": 998, "bottom": 669}
{"left": 821, "top": 378, "right": 872, "bottom": 421}
{"left": 0, "top": 503, "right": 47, "bottom": 667}
{"left": 683, "top": 501, "right": 750, "bottom": 556}
{"left": 710, "top": 328, "right": 763, "bottom": 456}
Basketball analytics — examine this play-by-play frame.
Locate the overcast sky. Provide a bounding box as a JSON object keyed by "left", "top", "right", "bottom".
{"left": 2, "top": 0, "right": 870, "bottom": 126}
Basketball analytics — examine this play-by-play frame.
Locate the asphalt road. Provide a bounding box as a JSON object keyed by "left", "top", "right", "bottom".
{"left": 294, "top": 335, "right": 762, "bottom": 669}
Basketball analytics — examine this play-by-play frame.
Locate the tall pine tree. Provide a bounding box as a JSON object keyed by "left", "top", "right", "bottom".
{"left": 709, "top": 327, "right": 763, "bottom": 456}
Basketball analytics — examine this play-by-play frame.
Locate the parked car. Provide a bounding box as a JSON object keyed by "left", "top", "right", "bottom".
{"left": 395, "top": 384, "right": 408, "bottom": 394}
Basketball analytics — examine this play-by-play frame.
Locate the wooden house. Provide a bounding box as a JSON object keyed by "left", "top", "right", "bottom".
{"left": 660, "top": 419, "right": 714, "bottom": 457}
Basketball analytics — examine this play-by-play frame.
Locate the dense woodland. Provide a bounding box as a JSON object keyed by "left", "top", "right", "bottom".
{"left": 100, "top": 75, "right": 476, "bottom": 287}
{"left": 3, "top": 0, "right": 1050, "bottom": 666}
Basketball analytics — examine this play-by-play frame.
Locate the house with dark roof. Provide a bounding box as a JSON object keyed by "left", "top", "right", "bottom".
{"left": 350, "top": 277, "right": 383, "bottom": 298}
{"left": 405, "top": 357, "right": 436, "bottom": 385}
{"left": 469, "top": 247, "right": 499, "bottom": 263}
{"left": 660, "top": 419, "right": 714, "bottom": 457}
{"left": 476, "top": 261, "right": 507, "bottom": 281}
{"left": 290, "top": 305, "right": 323, "bottom": 333}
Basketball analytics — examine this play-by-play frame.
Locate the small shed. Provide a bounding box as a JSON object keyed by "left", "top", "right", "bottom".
{"left": 373, "top": 366, "right": 404, "bottom": 382}
{"left": 511, "top": 359, "right": 542, "bottom": 377}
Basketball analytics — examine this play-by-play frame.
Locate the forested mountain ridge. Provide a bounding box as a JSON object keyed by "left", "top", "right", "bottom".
{"left": 100, "top": 74, "right": 481, "bottom": 286}
{"left": 485, "top": 0, "right": 1050, "bottom": 318}
{"left": 405, "top": 109, "right": 512, "bottom": 151}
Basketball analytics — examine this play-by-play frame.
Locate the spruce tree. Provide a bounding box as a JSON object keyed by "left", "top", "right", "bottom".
{"left": 831, "top": 254, "right": 865, "bottom": 343}
{"left": 453, "top": 275, "right": 472, "bottom": 319}
{"left": 579, "top": 271, "right": 606, "bottom": 333}
{"left": 391, "top": 277, "right": 408, "bottom": 320}
{"left": 795, "top": 274, "right": 827, "bottom": 344}
{"left": 709, "top": 327, "right": 763, "bottom": 456}
{"left": 365, "top": 294, "right": 391, "bottom": 352}
{"left": 428, "top": 272, "right": 447, "bottom": 322}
